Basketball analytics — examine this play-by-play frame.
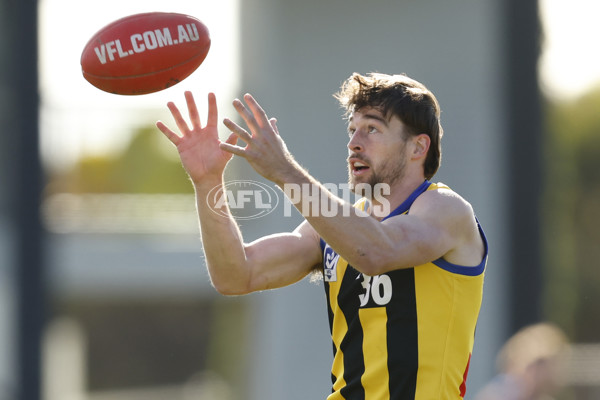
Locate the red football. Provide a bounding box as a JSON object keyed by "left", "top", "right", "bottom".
{"left": 81, "top": 12, "right": 211, "bottom": 95}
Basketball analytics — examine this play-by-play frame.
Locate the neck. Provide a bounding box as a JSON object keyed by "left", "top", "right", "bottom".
{"left": 371, "top": 173, "right": 427, "bottom": 219}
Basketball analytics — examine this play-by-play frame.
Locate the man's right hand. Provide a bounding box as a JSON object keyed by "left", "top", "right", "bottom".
{"left": 156, "top": 91, "right": 238, "bottom": 185}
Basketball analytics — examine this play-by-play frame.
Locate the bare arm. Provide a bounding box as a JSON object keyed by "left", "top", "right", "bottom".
{"left": 278, "top": 172, "right": 483, "bottom": 275}
{"left": 196, "top": 181, "right": 321, "bottom": 294}
{"left": 156, "top": 92, "right": 322, "bottom": 295}
{"left": 306, "top": 186, "right": 484, "bottom": 274}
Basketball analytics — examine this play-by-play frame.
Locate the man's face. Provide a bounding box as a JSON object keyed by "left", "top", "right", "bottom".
{"left": 346, "top": 107, "right": 410, "bottom": 194}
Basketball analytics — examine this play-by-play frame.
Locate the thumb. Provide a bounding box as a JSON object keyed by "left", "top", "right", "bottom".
{"left": 224, "top": 132, "right": 238, "bottom": 145}
{"left": 269, "top": 118, "right": 280, "bottom": 135}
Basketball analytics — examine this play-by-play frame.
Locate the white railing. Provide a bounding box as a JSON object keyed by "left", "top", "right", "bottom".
{"left": 43, "top": 193, "right": 198, "bottom": 235}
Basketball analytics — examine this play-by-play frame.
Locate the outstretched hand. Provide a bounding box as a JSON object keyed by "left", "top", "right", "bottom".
{"left": 220, "top": 93, "right": 296, "bottom": 185}
{"left": 156, "top": 91, "right": 237, "bottom": 185}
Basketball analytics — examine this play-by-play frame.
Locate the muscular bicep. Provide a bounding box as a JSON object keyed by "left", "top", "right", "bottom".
{"left": 243, "top": 220, "right": 322, "bottom": 292}
{"left": 379, "top": 213, "right": 454, "bottom": 269}
{"left": 366, "top": 190, "right": 477, "bottom": 274}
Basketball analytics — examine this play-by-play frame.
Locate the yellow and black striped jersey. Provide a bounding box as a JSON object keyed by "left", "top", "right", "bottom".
{"left": 320, "top": 180, "right": 487, "bottom": 399}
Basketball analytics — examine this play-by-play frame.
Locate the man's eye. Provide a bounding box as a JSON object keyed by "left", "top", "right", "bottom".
{"left": 368, "top": 126, "right": 378, "bottom": 133}
{"left": 347, "top": 128, "right": 356, "bottom": 137}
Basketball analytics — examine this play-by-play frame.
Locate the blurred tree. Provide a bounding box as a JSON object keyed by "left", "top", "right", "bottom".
{"left": 47, "top": 126, "right": 193, "bottom": 194}
{"left": 543, "top": 86, "right": 600, "bottom": 342}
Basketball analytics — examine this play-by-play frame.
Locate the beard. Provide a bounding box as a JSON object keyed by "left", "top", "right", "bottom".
{"left": 348, "top": 155, "right": 407, "bottom": 197}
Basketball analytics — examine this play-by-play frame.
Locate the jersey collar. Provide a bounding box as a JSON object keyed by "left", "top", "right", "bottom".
{"left": 381, "top": 180, "right": 431, "bottom": 222}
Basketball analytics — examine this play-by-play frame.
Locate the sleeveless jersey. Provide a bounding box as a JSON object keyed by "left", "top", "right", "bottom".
{"left": 320, "top": 180, "right": 487, "bottom": 400}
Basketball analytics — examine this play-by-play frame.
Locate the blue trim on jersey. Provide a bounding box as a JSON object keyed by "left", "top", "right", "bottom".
{"left": 320, "top": 238, "right": 326, "bottom": 253}
{"left": 381, "top": 180, "right": 431, "bottom": 222}
{"left": 432, "top": 219, "right": 488, "bottom": 276}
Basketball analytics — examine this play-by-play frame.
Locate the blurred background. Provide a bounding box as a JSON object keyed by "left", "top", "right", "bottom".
{"left": 1, "top": 0, "right": 599, "bottom": 399}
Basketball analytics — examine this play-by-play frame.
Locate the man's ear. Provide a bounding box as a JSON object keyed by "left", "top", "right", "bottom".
{"left": 411, "top": 133, "right": 431, "bottom": 160}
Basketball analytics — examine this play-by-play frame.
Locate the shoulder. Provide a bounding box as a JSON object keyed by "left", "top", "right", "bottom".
{"left": 411, "top": 184, "right": 475, "bottom": 222}
{"left": 411, "top": 184, "right": 485, "bottom": 266}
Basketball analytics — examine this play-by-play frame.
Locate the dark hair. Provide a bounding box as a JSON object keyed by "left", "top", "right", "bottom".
{"left": 334, "top": 72, "right": 443, "bottom": 179}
